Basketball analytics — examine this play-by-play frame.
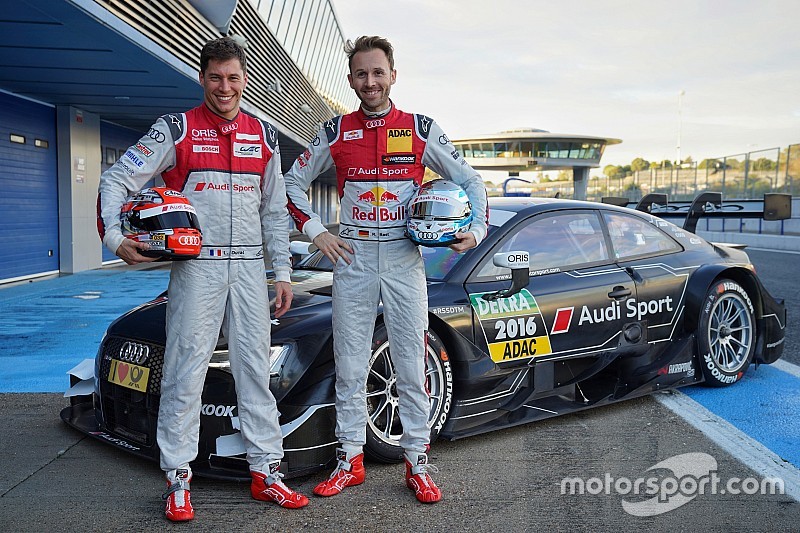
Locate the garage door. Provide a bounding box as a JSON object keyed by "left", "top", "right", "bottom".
{"left": 0, "top": 92, "right": 58, "bottom": 283}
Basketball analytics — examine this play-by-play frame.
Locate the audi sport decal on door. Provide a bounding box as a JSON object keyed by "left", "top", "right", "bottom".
{"left": 469, "top": 289, "right": 553, "bottom": 363}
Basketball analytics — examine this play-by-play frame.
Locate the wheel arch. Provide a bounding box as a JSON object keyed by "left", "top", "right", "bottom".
{"left": 684, "top": 265, "right": 763, "bottom": 332}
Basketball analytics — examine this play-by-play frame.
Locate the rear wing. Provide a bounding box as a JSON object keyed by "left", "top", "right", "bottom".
{"left": 602, "top": 192, "right": 792, "bottom": 233}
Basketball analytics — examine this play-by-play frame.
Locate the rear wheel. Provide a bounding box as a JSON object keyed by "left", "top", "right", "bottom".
{"left": 697, "top": 279, "right": 755, "bottom": 387}
{"left": 364, "top": 326, "right": 453, "bottom": 463}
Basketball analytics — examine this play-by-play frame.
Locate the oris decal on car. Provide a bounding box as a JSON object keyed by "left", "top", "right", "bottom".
{"left": 469, "top": 289, "right": 553, "bottom": 363}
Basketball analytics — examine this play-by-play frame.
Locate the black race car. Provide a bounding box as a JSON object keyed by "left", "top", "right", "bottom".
{"left": 61, "top": 194, "right": 787, "bottom": 480}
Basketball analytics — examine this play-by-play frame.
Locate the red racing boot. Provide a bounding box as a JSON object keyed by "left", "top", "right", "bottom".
{"left": 405, "top": 452, "right": 441, "bottom": 503}
{"left": 162, "top": 468, "right": 194, "bottom": 521}
{"left": 250, "top": 462, "right": 309, "bottom": 509}
{"left": 313, "top": 448, "right": 365, "bottom": 497}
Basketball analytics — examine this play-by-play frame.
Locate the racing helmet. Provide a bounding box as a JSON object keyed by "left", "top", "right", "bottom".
{"left": 407, "top": 179, "right": 473, "bottom": 247}
{"left": 120, "top": 187, "right": 202, "bottom": 260}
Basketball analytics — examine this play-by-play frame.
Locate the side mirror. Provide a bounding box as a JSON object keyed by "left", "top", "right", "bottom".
{"left": 482, "top": 251, "right": 530, "bottom": 301}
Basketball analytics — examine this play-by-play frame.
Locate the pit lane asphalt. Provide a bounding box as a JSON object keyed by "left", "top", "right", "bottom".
{"left": 1, "top": 250, "right": 799, "bottom": 531}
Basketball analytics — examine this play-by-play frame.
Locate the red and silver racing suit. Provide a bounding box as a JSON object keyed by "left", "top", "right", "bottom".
{"left": 98, "top": 103, "right": 292, "bottom": 473}
{"left": 284, "top": 103, "right": 487, "bottom": 456}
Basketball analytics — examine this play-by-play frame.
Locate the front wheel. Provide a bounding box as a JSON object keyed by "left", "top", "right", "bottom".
{"left": 697, "top": 279, "right": 756, "bottom": 387}
{"left": 364, "top": 326, "right": 453, "bottom": 463}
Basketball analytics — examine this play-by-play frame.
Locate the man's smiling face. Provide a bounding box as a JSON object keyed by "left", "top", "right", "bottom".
{"left": 200, "top": 58, "right": 247, "bottom": 120}
{"left": 347, "top": 48, "right": 396, "bottom": 113}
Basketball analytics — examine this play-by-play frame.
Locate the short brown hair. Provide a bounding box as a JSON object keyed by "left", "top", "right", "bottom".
{"left": 344, "top": 35, "right": 394, "bottom": 71}
{"left": 200, "top": 36, "right": 247, "bottom": 74}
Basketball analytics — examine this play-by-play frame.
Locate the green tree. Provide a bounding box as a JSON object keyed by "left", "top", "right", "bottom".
{"left": 631, "top": 158, "right": 650, "bottom": 172}
{"left": 603, "top": 164, "right": 620, "bottom": 180}
{"left": 751, "top": 157, "right": 777, "bottom": 171}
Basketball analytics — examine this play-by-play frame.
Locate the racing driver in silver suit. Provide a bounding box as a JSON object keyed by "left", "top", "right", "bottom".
{"left": 98, "top": 37, "right": 307, "bottom": 521}
{"left": 284, "top": 35, "right": 488, "bottom": 504}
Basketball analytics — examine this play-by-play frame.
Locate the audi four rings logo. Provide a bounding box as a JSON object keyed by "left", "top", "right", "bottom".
{"left": 178, "top": 235, "right": 201, "bottom": 246}
{"left": 119, "top": 341, "right": 150, "bottom": 364}
{"left": 147, "top": 128, "right": 166, "bottom": 143}
{"left": 416, "top": 231, "right": 439, "bottom": 240}
{"left": 365, "top": 119, "right": 385, "bottom": 129}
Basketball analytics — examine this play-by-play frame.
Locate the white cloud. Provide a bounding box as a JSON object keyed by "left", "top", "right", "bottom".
{"left": 334, "top": 0, "right": 800, "bottom": 166}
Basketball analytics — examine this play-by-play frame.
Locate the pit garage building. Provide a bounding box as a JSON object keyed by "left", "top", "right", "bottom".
{"left": 0, "top": 0, "right": 355, "bottom": 283}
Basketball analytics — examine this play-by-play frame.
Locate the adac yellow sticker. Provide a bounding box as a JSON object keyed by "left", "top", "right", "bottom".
{"left": 387, "top": 129, "right": 412, "bottom": 153}
{"left": 108, "top": 358, "right": 150, "bottom": 392}
{"left": 469, "top": 288, "right": 553, "bottom": 363}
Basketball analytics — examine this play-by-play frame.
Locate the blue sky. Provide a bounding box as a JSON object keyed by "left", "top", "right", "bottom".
{"left": 334, "top": 0, "right": 800, "bottom": 171}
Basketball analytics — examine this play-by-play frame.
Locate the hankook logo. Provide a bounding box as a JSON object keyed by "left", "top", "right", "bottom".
{"left": 118, "top": 341, "right": 150, "bottom": 365}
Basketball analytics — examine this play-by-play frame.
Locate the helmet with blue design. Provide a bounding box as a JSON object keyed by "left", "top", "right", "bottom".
{"left": 407, "top": 179, "right": 473, "bottom": 247}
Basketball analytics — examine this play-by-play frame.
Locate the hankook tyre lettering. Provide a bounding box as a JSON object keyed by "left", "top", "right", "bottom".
{"left": 697, "top": 278, "right": 755, "bottom": 387}
{"left": 365, "top": 325, "right": 452, "bottom": 462}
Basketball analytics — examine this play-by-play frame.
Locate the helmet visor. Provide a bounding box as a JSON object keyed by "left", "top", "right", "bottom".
{"left": 135, "top": 210, "right": 201, "bottom": 232}
{"left": 410, "top": 200, "right": 468, "bottom": 220}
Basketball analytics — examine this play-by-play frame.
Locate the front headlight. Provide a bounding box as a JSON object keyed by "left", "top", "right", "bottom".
{"left": 209, "top": 344, "right": 292, "bottom": 378}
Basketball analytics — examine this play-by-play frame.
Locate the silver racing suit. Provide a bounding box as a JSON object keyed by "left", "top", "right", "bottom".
{"left": 98, "top": 103, "right": 292, "bottom": 473}
{"left": 284, "top": 103, "right": 487, "bottom": 455}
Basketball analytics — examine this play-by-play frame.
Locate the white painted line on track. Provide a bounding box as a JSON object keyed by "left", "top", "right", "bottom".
{"left": 772, "top": 359, "right": 800, "bottom": 379}
{"left": 655, "top": 390, "right": 800, "bottom": 503}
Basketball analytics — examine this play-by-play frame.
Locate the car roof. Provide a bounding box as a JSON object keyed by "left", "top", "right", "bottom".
{"left": 486, "top": 196, "right": 622, "bottom": 227}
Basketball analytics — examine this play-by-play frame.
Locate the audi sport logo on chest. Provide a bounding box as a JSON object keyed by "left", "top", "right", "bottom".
{"left": 118, "top": 341, "right": 150, "bottom": 364}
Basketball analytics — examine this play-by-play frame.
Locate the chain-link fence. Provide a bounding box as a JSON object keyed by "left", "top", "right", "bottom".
{"left": 518, "top": 143, "right": 800, "bottom": 201}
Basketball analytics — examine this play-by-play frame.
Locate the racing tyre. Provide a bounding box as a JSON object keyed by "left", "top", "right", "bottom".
{"left": 365, "top": 326, "right": 453, "bottom": 463}
{"left": 698, "top": 279, "right": 756, "bottom": 387}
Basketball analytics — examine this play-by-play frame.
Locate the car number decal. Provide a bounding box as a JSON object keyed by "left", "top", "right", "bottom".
{"left": 469, "top": 289, "right": 552, "bottom": 363}
{"left": 108, "top": 358, "right": 150, "bottom": 392}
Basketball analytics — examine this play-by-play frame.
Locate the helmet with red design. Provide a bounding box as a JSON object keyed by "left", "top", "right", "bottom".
{"left": 120, "top": 187, "right": 202, "bottom": 260}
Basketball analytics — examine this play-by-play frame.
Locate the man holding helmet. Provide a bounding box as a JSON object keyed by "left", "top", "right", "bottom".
{"left": 98, "top": 36, "right": 307, "bottom": 521}
{"left": 284, "top": 35, "right": 488, "bottom": 503}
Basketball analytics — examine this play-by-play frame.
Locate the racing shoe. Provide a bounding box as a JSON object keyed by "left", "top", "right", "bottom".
{"left": 250, "top": 462, "right": 309, "bottom": 509}
{"left": 313, "top": 448, "right": 365, "bottom": 497}
{"left": 405, "top": 452, "right": 441, "bottom": 503}
{"left": 162, "top": 468, "right": 194, "bottom": 521}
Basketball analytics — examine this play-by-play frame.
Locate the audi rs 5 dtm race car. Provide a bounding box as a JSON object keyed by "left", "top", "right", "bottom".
{"left": 61, "top": 193, "right": 787, "bottom": 479}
